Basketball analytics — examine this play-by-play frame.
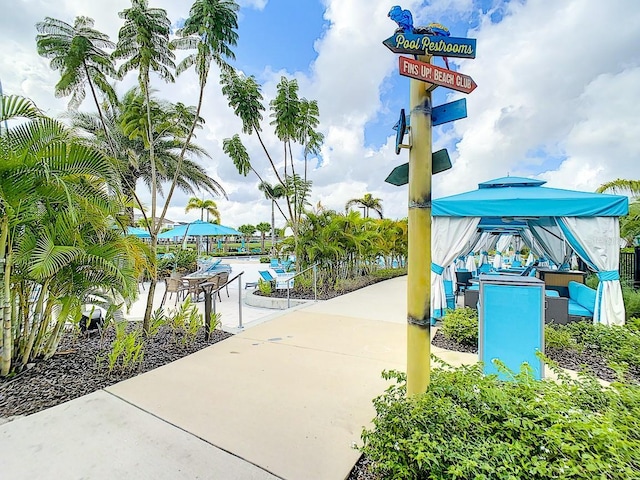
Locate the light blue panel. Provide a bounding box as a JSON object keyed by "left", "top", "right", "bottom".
{"left": 480, "top": 282, "right": 544, "bottom": 380}
{"left": 432, "top": 99, "right": 467, "bottom": 127}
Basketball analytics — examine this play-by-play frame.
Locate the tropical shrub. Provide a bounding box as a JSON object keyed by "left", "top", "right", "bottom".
{"left": 627, "top": 317, "right": 640, "bottom": 333}
{"left": 0, "top": 95, "right": 145, "bottom": 376}
{"left": 361, "top": 365, "right": 640, "bottom": 479}
{"left": 441, "top": 307, "right": 478, "bottom": 346}
{"left": 158, "top": 248, "right": 197, "bottom": 277}
{"left": 98, "top": 322, "right": 145, "bottom": 374}
{"left": 258, "top": 278, "right": 272, "bottom": 295}
{"left": 279, "top": 210, "right": 407, "bottom": 290}
{"left": 166, "top": 297, "right": 204, "bottom": 347}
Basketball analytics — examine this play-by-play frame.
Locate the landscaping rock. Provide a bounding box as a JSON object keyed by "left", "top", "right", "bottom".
{"left": 0, "top": 326, "right": 231, "bottom": 418}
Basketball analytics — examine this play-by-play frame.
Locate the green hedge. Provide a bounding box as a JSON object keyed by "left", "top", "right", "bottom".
{"left": 361, "top": 365, "right": 640, "bottom": 479}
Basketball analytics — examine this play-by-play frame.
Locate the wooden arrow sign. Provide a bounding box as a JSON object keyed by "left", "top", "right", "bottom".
{"left": 399, "top": 56, "right": 477, "bottom": 94}
{"left": 383, "top": 32, "right": 476, "bottom": 59}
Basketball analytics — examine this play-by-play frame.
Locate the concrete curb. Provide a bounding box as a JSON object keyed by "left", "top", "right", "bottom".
{"left": 244, "top": 291, "right": 310, "bottom": 310}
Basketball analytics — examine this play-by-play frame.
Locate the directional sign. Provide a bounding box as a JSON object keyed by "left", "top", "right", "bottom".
{"left": 385, "top": 149, "right": 452, "bottom": 186}
{"left": 399, "top": 56, "right": 477, "bottom": 94}
{"left": 394, "top": 108, "right": 407, "bottom": 155}
{"left": 432, "top": 99, "right": 467, "bottom": 127}
{"left": 383, "top": 32, "right": 476, "bottom": 59}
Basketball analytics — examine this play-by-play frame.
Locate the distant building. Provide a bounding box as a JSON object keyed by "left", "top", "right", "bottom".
{"left": 133, "top": 214, "right": 184, "bottom": 229}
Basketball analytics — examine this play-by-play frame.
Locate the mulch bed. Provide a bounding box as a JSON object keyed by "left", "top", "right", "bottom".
{"left": 0, "top": 326, "right": 231, "bottom": 420}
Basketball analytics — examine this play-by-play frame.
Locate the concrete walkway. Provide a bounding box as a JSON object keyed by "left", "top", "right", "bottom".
{"left": 0, "top": 275, "right": 476, "bottom": 480}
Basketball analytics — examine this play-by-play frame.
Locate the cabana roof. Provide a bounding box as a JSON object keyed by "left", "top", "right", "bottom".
{"left": 433, "top": 177, "right": 628, "bottom": 217}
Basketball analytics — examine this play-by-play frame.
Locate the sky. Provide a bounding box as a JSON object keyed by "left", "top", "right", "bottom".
{"left": 1, "top": 0, "right": 639, "bottom": 230}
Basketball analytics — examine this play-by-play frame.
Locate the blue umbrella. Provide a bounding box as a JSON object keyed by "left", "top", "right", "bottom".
{"left": 127, "top": 226, "right": 151, "bottom": 238}
{"left": 158, "top": 220, "right": 241, "bottom": 239}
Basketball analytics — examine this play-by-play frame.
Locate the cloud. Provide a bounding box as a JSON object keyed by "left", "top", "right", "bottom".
{"left": 436, "top": 0, "right": 640, "bottom": 198}
{"left": 3, "top": 0, "right": 639, "bottom": 228}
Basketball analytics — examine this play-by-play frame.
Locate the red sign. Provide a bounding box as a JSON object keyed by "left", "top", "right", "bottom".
{"left": 399, "top": 56, "right": 477, "bottom": 94}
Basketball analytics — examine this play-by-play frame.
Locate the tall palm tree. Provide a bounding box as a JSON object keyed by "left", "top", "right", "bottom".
{"left": 185, "top": 197, "right": 220, "bottom": 222}
{"left": 68, "top": 88, "right": 224, "bottom": 223}
{"left": 36, "top": 16, "right": 117, "bottom": 145}
{"left": 160, "top": 0, "right": 238, "bottom": 223}
{"left": 221, "top": 71, "right": 324, "bottom": 263}
{"left": 113, "top": 0, "right": 176, "bottom": 332}
{"left": 297, "top": 98, "right": 323, "bottom": 182}
{"left": 258, "top": 180, "right": 286, "bottom": 252}
{"left": 597, "top": 179, "right": 640, "bottom": 197}
{"left": 345, "top": 193, "right": 384, "bottom": 219}
{"left": 113, "top": 0, "right": 175, "bottom": 233}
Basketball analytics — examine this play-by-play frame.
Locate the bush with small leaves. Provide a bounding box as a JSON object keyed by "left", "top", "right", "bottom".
{"left": 441, "top": 307, "right": 478, "bottom": 346}
{"left": 361, "top": 360, "right": 640, "bottom": 480}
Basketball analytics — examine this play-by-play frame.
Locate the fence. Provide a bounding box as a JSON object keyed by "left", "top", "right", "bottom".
{"left": 578, "top": 248, "right": 639, "bottom": 288}
{"left": 619, "top": 247, "right": 640, "bottom": 288}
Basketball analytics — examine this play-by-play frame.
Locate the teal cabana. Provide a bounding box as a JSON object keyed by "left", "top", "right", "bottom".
{"left": 431, "top": 177, "right": 629, "bottom": 326}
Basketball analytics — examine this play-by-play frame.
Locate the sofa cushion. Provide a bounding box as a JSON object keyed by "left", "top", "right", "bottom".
{"left": 567, "top": 281, "right": 596, "bottom": 314}
{"left": 568, "top": 300, "right": 593, "bottom": 318}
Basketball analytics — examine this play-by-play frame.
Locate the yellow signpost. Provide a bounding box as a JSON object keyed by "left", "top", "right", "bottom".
{"left": 385, "top": 8, "right": 477, "bottom": 394}
{"left": 406, "top": 54, "right": 433, "bottom": 394}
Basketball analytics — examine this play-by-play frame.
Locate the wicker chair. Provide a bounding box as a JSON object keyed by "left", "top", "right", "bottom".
{"left": 161, "top": 276, "right": 189, "bottom": 306}
{"left": 216, "top": 271, "right": 230, "bottom": 298}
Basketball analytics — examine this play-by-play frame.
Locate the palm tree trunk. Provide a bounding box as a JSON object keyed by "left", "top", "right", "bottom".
{"left": 20, "top": 279, "right": 49, "bottom": 368}
{"left": 143, "top": 79, "right": 158, "bottom": 334}
{"left": 84, "top": 62, "right": 115, "bottom": 155}
{"left": 143, "top": 233, "right": 158, "bottom": 334}
{"left": 0, "top": 219, "right": 11, "bottom": 376}
{"left": 271, "top": 199, "right": 275, "bottom": 254}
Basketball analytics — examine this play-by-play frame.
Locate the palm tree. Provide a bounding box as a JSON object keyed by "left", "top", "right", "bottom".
{"left": 258, "top": 180, "right": 286, "bottom": 252}
{"left": 345, "top": 193, "right": 384, "bottom": 219}
{"left": 68, "top": 88, "right": 224, "bottom": 223}
{"left": 185, "top": 197, "right": 220, "bottom": 222}
{"left": 297, "top": 98, "right": 323, "bottom": 182}
{"left": 256, "top": 222, "right": 271, "bottom": 252}
{"left": 112, "top": 0, "right": 176, "bottom": 332}
{"left": 160, "top": 0, "right": 238, "bottom": 223}
{"left": 238, "top": 224, "right": 256, "bottom": 249}
{"left": 597, "top": 179, "right": 640, "bottom": 197}
{"left": 0, "top": 95, "right": 141, "bottom": 375}
{"left": 36, "top": 16, "right": 117, "bottom": 142}
{"left": 221, "top": 71, "right": 323, "bottom": 261}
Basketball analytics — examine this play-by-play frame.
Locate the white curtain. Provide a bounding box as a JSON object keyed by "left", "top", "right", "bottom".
{"left": 496, "top": 234, "right": 513, "bottom": 253}
{"left": 431, "top": 217, "right": 481, "bottom": 320}
{"left": 492, "top": 252, "right": 503, "bottom": 269}
{"left": 463, "top": 231, "right": 483, "bottom": 256}
{"left": 465, "top": 253, "right": 477, "bottom": 276}
{"left": 557, "top": 217, "right": 625, "bottom": 326}
{"left": 476, "top": 232, "right": 492, "bottom": 265}
{"left": 520, "top": 229, "right": 544, "bottom": 257}
{"left": 492, "top": 234, "right": 512, "bottom": 269}
{"left": 526, "top": 252, "right": 535, "bottom": 266}
{"left": 527, "top": 219, "right": 571, "bottom": 267}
